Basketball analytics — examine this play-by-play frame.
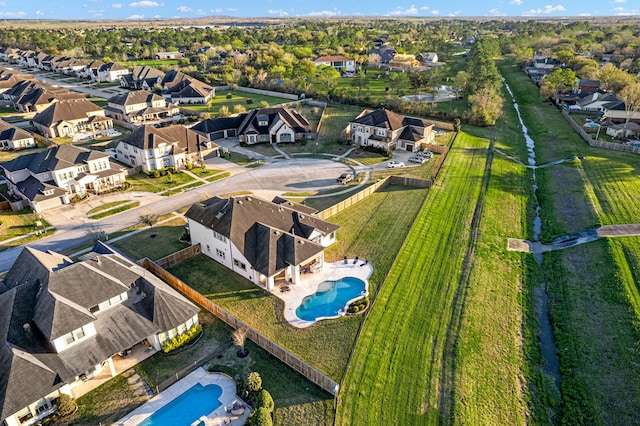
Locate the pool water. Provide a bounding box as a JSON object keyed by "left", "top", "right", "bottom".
{"left": 295, "top": 277, "right": 367, "bottom": 321}
{"left": 138, "top": 383, "right": 222, "bottom": 426}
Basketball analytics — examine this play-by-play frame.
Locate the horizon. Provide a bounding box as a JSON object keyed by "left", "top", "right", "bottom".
{"left": 0, "top": 0, "right": 637, "bottom": 21}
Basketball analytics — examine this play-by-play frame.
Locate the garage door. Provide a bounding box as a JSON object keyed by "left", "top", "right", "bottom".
{"left": 211, "top": 131, "right": 225, "bottom": 140}
{"left": 280, "top": 133, "right": 292, "bottom": 142}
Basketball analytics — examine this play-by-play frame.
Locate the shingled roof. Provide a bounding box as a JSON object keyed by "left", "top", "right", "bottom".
{"left": 0, "top": 119, "right": 32, "bottom": 143}
{"left": 33, "top": 98, "right": 104, "bottom": 127}
{"left": 107, "top": 90, "right": 164, "bottom": 107}
{"left": 0, "top": 242, "right": 200, "bottom": 420}
{"left": 1, "top": 144, "right": 108, "bottom": 174}
{"left": 237, "top": 107, "right": 312, "bottom": 135}
{"left": 351, "top": 108, "right": 431, "bottom": 131}
{"left": 186, "top": 196, "right": 338, "bottom": 277}
{"left": 118, "top": 124, "right": 217, "bottom": 153}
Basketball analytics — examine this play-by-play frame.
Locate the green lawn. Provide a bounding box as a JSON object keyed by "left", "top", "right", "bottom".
{"left": 87, "top": 201, "right": 140, "bottom": 219}
{"left": 110, "top": 217, "right": 189, "bottom": 261}
{"left": 0, "top": 107, "right": 17, "bottom": 117}
{"left": 88, "top": 97, "right": 108, "bottom": 107}
{"left": 126, "top": 172, "right": 195, "bottom": 193}
{"left": 117, "top": 59, "right": 181, "bottom": 67}
{"left": 0, "top": 208, "right": 51, "bottom": 242}
{"left": 337, "top": 132, "right": 488, "bottom": 425}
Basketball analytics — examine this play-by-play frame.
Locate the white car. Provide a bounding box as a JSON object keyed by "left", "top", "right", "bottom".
{"left": 387, "top": 161, "right": 405, "bottom": 168}
{"left": 417, "top": 150, "right": 433, "bottom": 158}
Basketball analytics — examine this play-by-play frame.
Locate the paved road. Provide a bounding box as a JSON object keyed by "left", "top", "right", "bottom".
{"left": 0, "top": 158, "right": 352, "bottom": 272}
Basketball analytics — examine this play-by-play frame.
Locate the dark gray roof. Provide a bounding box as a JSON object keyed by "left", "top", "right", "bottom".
{"left": 399, "top": 126, "right": 424, "bottom": 142}
{"left": 0, "top": 243, "right": 200, "bottom": 419}
{"left": 237, "top": 107, "right": 312, "bottom": 136}
{"left": 1, "top": 144, "right": 108, "bottom": 175}
{"left": 14, "top": 176, "right": 66, "bottom": 202}
{"left": 351, "top": 109, "right": 432, "bottom": 131}
{"left": 185, "top": 195, "right": 338, "bottom": 276}
{"left": 191, "top": 116, "right": 245, "bottom": 134}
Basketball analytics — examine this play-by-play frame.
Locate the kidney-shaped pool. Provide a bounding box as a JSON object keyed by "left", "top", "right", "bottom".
{"left": 295, "top": 277, "right": 368, "bottom": 322}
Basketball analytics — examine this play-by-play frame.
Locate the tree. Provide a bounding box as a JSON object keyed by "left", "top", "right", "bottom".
{"left": 232, "top": 328, "right": 248, "bottom": 356}
{"left": 140, "top": 213, "right": 159, "bottom": 227}
{"left": 54, "top": 394, "right": 76, "bottom": 418}
{"left": 388, "top": 72, "right": 409, "bottom": 95}
{"left": 218, "top": 105, "right": 230, "bottom": 117}
{"left": 469, "top": 87, "right": 504, "bottom": 126}
{"left": 451, "top": 71, "right": 469, "bottom": 98}
{"left": 316, "top": 65, "right": 341, "bottom": 91}
{"left": 248, "top": 407, "right": 272, "bottom": 426}
{"left": 619, "top": 82, "right": 640, "bottom": 135}
{"left": 247, "top": 372, "right": 262, "bottom": 392}
{"left": 367, "top": 53, "right": 382, "bottom": 69}
{"left": 599, "top": 63, "right": 634, "bottom": 94}
{"left": 233, "top": 104, "right": 247, "bottom": 114}
{"left": 350, "top": 70, "right": 369, "bottom": 96}
{"left": 541, "top": 68, "right": 578, "bottom": 104}
{"left": 260, "top": 100, "right": 269, "bottom": 108}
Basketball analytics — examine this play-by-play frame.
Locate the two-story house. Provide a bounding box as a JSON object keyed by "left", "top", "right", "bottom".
{"left": 191, "top": 106, "right": 313, "bottom": 144}
{"left": 105, "top": 91, "right": 180, "bottom": 124}
{"left": 1, "top": 144, "right": 126, "bottom": 212}
{"left": 0, "top": 119, "right": 35, "bottom": 150}
{"left": 347, "top": 109, "right": 435, "bottom": 153}
{"left": 119, "top": 65, "right": 165, "bottom": 90}
{"left": 185, "top": 195, "right": 339, "bottom": 292}
{"left": 161, "top": 70, "right": 214, "bottom": 104}
{"left": 313, "top": 55, "right": 355, "bottom": 73}
{"left": 111, "top": 124, "right": 218, "bottom": 172}
{"left": 0, "top": 242, "right": 200, "bottom": 426}
{"left": 96, "top": 63, "right": 131, "bottom": 83}
{"left": 32, "top": 98, "right": 113, "bottom": 138}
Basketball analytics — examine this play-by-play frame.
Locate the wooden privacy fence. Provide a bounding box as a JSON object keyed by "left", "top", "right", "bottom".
{"left": 315, "top": 177, "right": 390, "bottom": 220}
{"left": 155, "top": 244, "right": 202, "bottom": 269}
{"left": 137, "top": 257, "right": 340, "bottom": 396}
{"left": 562, "top": 110, "right": 640, "bottom": 154}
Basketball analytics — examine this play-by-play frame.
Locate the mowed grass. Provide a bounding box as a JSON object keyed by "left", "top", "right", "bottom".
{"left": 337, "top": 132, "right": 488, "bottom": 425}
{"left": 168, "top": 183, "right": 427, "bottom": 381}
{"left": 182, "top": 90, "right": 293, "bottom": 114}
{"left": 0, "top": 208, "right": 50, "bottom": 242}
{"left": 110, "top": 218, "right": 189, "bottom": 261}
{"left": 126, "top": 172, "right": 195, "bottom": 193}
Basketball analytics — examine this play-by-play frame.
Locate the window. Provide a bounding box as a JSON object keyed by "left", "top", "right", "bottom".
{"left": 63, "top": 326, "right": 87, "bottom": 345}
{"left": 216, "top": 248, "right": 225, "bottom": 259}
{"left": 206, "top": 244, "right": 211, "bottom": 253}
{"left": 377, "top": 129, "right": 385, "bottom": 136}
{"left": 213, "top": 230, "right": 227, "bottom": 242}
{"left": 233, "top": 259, "right": 247, "bottom": 270}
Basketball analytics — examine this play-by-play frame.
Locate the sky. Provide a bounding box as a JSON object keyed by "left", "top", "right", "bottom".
{"left": 0, "top": 0, "right": 637, "bottom": 20}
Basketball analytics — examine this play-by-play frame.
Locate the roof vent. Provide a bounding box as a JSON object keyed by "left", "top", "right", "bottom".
{"left": 237, "top": 200, "right": 242, "bottom": 205}
{"left": 246, "top": 197, "right": 252, "bottom": 202}
{"left": 23, "top": 323, "right": 31, "bottom": 332}
{"left": 273, "top": 230, "right": 279, "bottom": 235}
{"left": 215, "top": 211, "right": 224, "bottom": 219}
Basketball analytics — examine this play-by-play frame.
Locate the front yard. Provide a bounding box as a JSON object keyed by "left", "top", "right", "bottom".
{"left": 110, "top": 217, "right": 189, "bottom": 261}
{"left": 0, "top": 206, "right": 52, "bottom": 246}
{"left": 182, "top": 90, "right": 294, "bottom": 115}
{"left": 126, "top": 171, "right": 195, "bottom": 193}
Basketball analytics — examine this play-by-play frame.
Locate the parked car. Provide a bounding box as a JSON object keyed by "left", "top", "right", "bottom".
{"left": 337, "top": 172, "right": 354, "bottom": 184}
{"left": 408, "top": 156, "right": 428, "bottom": 164}
{"left": 418, "top": 150, "right": 433, "bottom": 158}
{"left": 387, "top": 161, "right": 405, "bottom": 168}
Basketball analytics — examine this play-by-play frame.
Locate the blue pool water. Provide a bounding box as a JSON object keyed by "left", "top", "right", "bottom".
{"left": 583, "top": 122, "right": 600, "bottom": 127}
{"left": 628, "top": 142, "right": 640, "bottom": 147}
{"left": 295, "top": 277, "right": 367, "bottom": 321}
{"left": 138, "top": 383, "right": 222, "bottom": 426}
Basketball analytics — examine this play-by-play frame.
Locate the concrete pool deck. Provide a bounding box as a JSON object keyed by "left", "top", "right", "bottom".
{"left": 277, "top": 259, "right": 373, "bottom": 328}
{"left": 115, "top": 368, "right": 250, "bottom": 426}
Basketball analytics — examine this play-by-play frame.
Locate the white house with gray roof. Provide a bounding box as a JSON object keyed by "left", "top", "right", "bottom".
{"left": 32, "top": 98, "right": 113, "bottom": 138}
{"left": 1, "top": 144, "right": 126, "bottom": 212}
{"left": 105, "top": 90, "right": 180, "bottom": 124}
{"left": 0, "top": 242, "right": 200, "bottom": 426}
{"left": 0, "top": 119, "right": 35, "bottom": 150}
{"left": 185, "top": 195, "right": 339, "bottom": 291}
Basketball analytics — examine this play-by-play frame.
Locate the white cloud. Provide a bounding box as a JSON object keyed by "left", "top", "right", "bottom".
{"left": 431, "top": 9, "right": 440, "bottom": 15}
{"left": 522, "top": 4, "right": 565, "bottom": 15}
{"left": 308, "top": 10, "right": 340, "bottom": 16}
{"left": 614, "top": 0, "right": 627, "bottom": 3}
{"left": 129, "top": 1, "right": 161, "bottom": 8}
{"left": 267, "top": 9, "right": 288, "bottom": 16}
{"left": 578, "top": 12, "right": 591, "bottom": 16}
{"left": 112, "top": 3, "right": 123, "bottom": 8}
{"left": 448, "top": 10, "right": 461, "bottom": 16}
{"left": 612, "top": 6, "right": 639, "bottom": 14}
{"left": 211, "top": 8, "right": 222, "bottom": 13}
{"left": 420, "top": 6, "right": 429, "bottom": 10}
{"left": 227, "top": 8, "right": 237, "bottom": 12}
{"left": 510, "top": 0, "right": 522, "bottom": 5}
{"left": 35, "top": 10, "right": 43, "bottom": 15}
{"left": 488, "top": 8, "right": 506, "bottom": 15}
{"left": 127, "top": 13, "right": 144, "bottom": 18}
{"left": 177, "top": 5, "right": 192, "bottom": 12}
{"left": 0, "top": 11, "right": 26, "bottom": 17}
{"left": 386, "top": 5, "right": 419, "bottom": 16}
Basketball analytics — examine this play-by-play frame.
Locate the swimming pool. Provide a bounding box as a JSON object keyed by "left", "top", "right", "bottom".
{"left": 583, "top": 122, "right": 600, "bottom": 127}
{"left": 295, "top": 277, "right": 368, "bottom": 322}
{"left": 138, "top": 383, "right": 222, "bottom": 426}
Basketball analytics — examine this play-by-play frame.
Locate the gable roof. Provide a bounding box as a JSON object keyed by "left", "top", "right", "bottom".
{"left": 185, "top": 195, "right": 338, "bottom": 276}
{"left": 131, "top": 65, "right": 165, "bottom": 81}
{"left": 314, "top": 55, "right": 353, "bottom": 63}
{"left": 237, "top": 107, "right": 312, "bottom": 136}
{"left": 191, "top": 115, "right": 245, "bottom": 134}
{"left": 33, "top": 98, "right": 104, "bottom": 127}
{"left": 351, "top": 108, "right": 431, "bottom": 131}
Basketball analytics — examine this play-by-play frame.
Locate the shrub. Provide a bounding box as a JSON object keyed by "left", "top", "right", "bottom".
{"left": 246, "top": 371, "right": 262, "bottom": 392}
{"left": 54, "top": 394, "right": 76, "bottom": 417}
{"left": 161, "top": 324, "right": 202, "bottom": 353}
{"left": 246, "top": 99, "right": 254, "bottom": 105}
{"left": 226, "top": 93, "right": 233, "bottom": 99}
{"left": 248, "top": 407, "right": 272, "bottom": 426}
{"left": 256, "top": 389, "right": 274, "bottom": 413}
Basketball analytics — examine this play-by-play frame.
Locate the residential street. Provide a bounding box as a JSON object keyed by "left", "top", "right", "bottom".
{"left": 0, "top": 157, "right": 352, "bottom": 273}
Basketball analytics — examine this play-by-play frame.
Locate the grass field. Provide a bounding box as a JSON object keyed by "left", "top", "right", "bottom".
{"left": 500, "top": 59, "right": 640, "bottom": 425}
{"left": 0, "top": 208, "right": 50, "bottom": 242}
{"left": 87, "top": 201, "right": 140, "bottom": 219}
{"left": 126, "top": 172, "right": 195, "bottom": 193}
{"left": 110, "top": 217, "right": 188, "bottom": 261}
{"left": 182, "top": 90, "right": 293, "bottom": 114}
{"left": 337, "top": 132, "right": 488, "bottom": 425}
